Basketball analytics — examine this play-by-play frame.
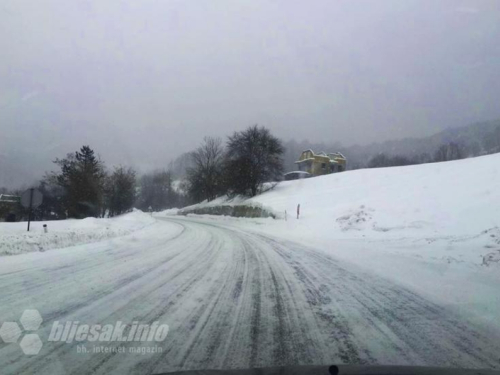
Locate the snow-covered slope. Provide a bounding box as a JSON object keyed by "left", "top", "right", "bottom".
{"left": 252, "top": 153, "right": 500, "bottom": 237}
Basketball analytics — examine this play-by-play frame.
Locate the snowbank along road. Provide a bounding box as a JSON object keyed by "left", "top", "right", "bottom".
{"left": 1, "top": 216, "right": 499, "bottom": 374}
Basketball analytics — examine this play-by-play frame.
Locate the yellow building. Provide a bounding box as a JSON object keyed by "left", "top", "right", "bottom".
{"left": 294, "top": 150, "right": 347, "bottom": 176}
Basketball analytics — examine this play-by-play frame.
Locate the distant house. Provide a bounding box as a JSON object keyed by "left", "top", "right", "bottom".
{"left": 294, "top": 150, "right": 347, "bottom": 177}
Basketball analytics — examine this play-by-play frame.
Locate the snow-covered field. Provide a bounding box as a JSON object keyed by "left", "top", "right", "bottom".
{"left": 245, "top": 153, "right": 500, "bottom": 265}
{"left": 0, "top": 210, "right": 155, "bottom": 255}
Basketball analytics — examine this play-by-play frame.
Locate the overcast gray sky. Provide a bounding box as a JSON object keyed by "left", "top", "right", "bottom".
{"left": 1, "top": 0, "right": 500, "bottom": 188}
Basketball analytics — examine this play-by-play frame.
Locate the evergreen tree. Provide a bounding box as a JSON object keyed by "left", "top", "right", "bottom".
{"left": 53, "top": 146, "right": 106, "bottom": 218}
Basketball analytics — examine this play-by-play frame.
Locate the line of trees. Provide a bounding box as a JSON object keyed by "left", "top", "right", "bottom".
{"left": 1, "top": 125, "right": 285, "bottom": 221}
{"left": 368, "top": 142, "right": 466, "bottom": 168}
{"left": 15, "top": 145, "right": 185, "bottom": 220}
{"left": 186, "top": 125, "right": 285, "bottom": 203}
{"left": 41, "top": 146, "right": 140, "bottom": 219}
{"left": 136, "top": 170, "right": 186, "bottom": 211}
{"left": 5, "top": 121, "right": 499, "bottom": 221}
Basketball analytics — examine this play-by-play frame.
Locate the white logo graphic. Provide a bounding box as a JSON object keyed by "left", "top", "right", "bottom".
{"left": 1, "top": 309, "right": 169, "bottom": 356}
{"left": 0, "top": 309, "right": 44, "bottom": 355}
{"left": 48, "top": 321, "right": 169, "bottom": 343}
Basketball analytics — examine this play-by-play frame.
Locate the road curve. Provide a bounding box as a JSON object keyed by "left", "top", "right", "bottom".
{"left": 0, "top": 216, "right": 499, "bottom": 374}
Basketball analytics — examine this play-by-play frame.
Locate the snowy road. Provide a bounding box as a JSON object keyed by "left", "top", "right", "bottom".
{"left": 1, "top": 216, "right": 499, "bottom": 374}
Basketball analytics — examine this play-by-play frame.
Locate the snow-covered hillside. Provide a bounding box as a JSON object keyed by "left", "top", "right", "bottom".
{"left": 252, "top": 153, "right": 500, "bottom": 237}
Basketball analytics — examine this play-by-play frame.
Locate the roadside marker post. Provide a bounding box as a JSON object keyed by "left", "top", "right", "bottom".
{"left": 20, "top": 188, "right": 43, "bottom": 232}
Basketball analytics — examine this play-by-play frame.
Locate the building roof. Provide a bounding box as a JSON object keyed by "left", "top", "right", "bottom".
{"left": 295, "top": 149, "right": 346, "bottom": 164}
{"left": 328, "top": 152, "right": 346, "bottom": 160}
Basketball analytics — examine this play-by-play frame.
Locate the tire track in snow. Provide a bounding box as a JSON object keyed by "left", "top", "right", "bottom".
{"left": 1, "top": 217, "right": 500, "bottom": 374}
{"left": 253, "top": 233, "right": 500, "bottom": 368}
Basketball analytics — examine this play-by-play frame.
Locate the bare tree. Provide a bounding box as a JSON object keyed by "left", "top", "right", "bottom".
{"left": 106, "top": 166, "right": 136, "bottom": 217}
{"left": 187, "top": 137, "right": 225, "bottom": 202}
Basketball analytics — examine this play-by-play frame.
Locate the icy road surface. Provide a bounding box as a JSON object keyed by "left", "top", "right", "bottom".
{"left": 1, "top": 217, "right": 499, "bottom": 374}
